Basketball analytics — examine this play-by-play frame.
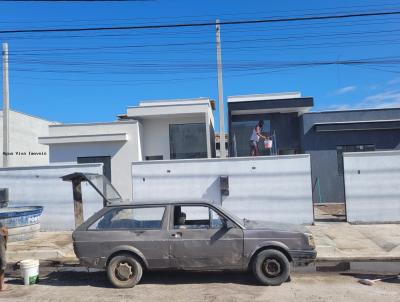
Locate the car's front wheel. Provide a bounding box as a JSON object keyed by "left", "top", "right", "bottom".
{"left": 107, "top": 253, "right": 143, "bottom": 288}
{"left": 252, "top": 249, "right": 290, "bottom": 286}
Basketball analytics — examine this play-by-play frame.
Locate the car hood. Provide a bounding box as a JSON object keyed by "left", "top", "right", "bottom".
{"left": 244, "top": 220, "right": 309, "bottom": 234}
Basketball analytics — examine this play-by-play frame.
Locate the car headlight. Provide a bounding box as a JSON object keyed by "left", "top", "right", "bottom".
{"left": 306, "top": 233, "right": 315, "bottom": 248}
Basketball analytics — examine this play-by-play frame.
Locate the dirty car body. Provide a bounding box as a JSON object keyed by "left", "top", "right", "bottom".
{"left": 72, "top": 200, "right": 316, "bottom": 287}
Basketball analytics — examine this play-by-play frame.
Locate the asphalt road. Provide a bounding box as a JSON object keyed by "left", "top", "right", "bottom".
{"left": 1, "top": 269, "right": 399, "bottom": 302}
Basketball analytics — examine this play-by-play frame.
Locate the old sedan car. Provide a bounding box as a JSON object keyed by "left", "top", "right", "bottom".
{"left": 72, "top": 200, "right": 316, "bottom": 288}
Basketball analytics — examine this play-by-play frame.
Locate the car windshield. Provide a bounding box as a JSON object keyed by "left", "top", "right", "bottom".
{"left": 212, "top": 204, "right": 245, "bottom": 228}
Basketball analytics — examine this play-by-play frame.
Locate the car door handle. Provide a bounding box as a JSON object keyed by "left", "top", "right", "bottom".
{"left": 171, "top": 232, "right": 182, "bottom": 238}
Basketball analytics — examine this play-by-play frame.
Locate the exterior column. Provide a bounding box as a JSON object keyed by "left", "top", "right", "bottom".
{"left": 205, "top": 113, "right": 211, "bottom": 158}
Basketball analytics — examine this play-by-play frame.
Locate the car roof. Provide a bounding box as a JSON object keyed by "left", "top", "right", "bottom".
{"left": 106, "top": 200, "right": 214, "bottom": 207}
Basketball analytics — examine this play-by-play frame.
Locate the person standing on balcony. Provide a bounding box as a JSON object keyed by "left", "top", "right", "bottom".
{"left": 0, "top": 222, "right": 7, "bottom": 291}
{"left": 249, "top": 120, "right": 267, "bottom": 156}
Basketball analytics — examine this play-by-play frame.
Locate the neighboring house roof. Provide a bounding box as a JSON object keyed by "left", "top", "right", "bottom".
{"left": 121, "top": 97, "right": 215, "bottom": 120}
{"left": 0, "top": 109, "right": 59, "bottom": 124}
{"left": 227, "top": 92, "right": 302, "bottom": 103}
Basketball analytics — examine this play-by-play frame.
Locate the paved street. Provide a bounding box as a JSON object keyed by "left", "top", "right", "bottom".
{"left": 1, "top": 269, "right": 399, "bottom": 302}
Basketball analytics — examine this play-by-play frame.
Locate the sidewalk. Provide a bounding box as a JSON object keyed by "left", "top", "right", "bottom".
{"left": 7, "top": 223, "right": 400, "bottom": 266}
{"left": 7, "top": 231, "right": 77, "bottom": 265}
{"left": 308, "top": 222, "right": 400, "bottom": 262}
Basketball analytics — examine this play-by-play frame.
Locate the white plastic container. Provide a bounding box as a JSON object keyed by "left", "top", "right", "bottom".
{"left": 20, "top": 259, "right": 39, "bottom": 285}
{"left": 264, "top": 139, "right": 273, "bottom": 149}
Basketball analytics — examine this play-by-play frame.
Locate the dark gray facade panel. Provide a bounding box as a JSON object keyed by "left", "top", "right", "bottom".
{"left": 314, "top": 120, "right": 400, "bottom": 132}
{"left": 301, "top": 108, "right": 400, "bottom": 203}
{"left": 228, "top": 97, "right": 313, "bottom": 111}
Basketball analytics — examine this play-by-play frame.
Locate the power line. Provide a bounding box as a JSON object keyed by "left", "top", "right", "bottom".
{"left": 8, "top": 28, "right": 400, "bottom": 54}
{"left": 1, "top": 2, "right": 399, "bottom": 25}
{"left": 4, "top": 16, "right": 400, "bottom": 41}
{"left": 2, "top": 10, "right": 400, "bottom": 34}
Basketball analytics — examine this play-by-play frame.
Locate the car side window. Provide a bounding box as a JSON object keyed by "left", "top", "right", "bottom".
{"left": 89, "top": 207, "right": 165, "bottom": 230}
{"left": 174, "top": 206, "right": 209, "bottom": 229}
{"left": 173, "top": 205, "right": 225, "bottom": 229}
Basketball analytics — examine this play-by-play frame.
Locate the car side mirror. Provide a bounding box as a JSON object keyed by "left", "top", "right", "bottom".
{"left": 224, "top": 219, "right": 235, "bottom": 229}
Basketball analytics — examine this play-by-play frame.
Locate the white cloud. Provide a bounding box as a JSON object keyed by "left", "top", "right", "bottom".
{"left": 387, "top": 78, "right": 400, "bottom": 85}
{"left": 327, "top": 104, "right": 352, "bottom": 111}
{"left": 328, "top": 90, "right": 400, "bottom": 110}
{"left": 359, "top": 90, "right": 400, "bottom": 108}
{"left": 334, "top": 86, "right": 357, "bottom": 95}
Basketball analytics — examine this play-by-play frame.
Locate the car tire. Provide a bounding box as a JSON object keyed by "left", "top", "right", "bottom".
{"left": 107, "top": 253, "right": 143, "bottom": 288}
{"left": 252, "top": 249, "right": 290, "bottom": 286}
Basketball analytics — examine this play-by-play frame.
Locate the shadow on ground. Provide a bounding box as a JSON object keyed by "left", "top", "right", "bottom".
{"left": 6, "top": 269, "right": 258, "bottom": 288}
{"left": 341, "top": 273, "right": 400, "bottom": 285}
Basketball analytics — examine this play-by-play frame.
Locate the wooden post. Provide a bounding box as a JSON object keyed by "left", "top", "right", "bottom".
{"left": 72, "top": 179, "right": 84, "bottom": 228}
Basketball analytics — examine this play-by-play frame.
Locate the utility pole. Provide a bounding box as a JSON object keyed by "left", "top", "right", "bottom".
{"left": 2, "top": 43, "right": 10, "bottom": 168}
{"left": 216, "top": 19, "right": 226, "bottom": 158}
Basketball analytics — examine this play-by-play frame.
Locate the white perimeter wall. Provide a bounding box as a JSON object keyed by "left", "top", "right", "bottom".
{"left": 132, "top": 155, "right": 313, "bottom": 224}
{"left": 344, "top": 150, "right": 400, "bottom": 223}
{"left": 0, "top": 163, "right": 104, "bottom": 230}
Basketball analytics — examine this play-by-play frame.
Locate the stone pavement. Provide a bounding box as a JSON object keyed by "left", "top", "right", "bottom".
{"left": 7, "top": 231, "right": 77, "bottom": 265}
{"left": 7, "top": 223, "right": 400, "bottom": 266}
{"left": 307, "top": 222, "right": 400, "bottom": 262}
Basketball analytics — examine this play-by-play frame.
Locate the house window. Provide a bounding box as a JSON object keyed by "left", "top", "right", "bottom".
{"left": 169, "top": 123, "right": 208, "bottom": 159}
{"left": 145, "top": 155, "right": 163, "bottom": 161}
{"left": 337, "top": 144, "right": 375, "bottom": 175}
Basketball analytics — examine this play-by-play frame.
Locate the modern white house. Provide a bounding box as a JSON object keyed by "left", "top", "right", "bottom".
{"left": 0, "top": 109, "right": 57, "bottom": 167}
{"left": 38, "top": 97, "right": 216, "bottom": 199}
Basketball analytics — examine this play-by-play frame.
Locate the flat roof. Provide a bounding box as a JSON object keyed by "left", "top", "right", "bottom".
{"left": 125, "top": 98, "right": 214, "bottom": 119}
{"left": 138, "top": 97, "right": 212, "bottom": 107}
{"left": 306, "top": 106, "right": 400, "bottom": 114}
{"left": 0, "top": 109, "right": 59, "bottom": 124}
{"left": 49, "top": 120, "right": 137, "bottom": 127}
{"left": 228, "top": 92, "right": 302, "bottom": 103}
{"left": 229, "top": 96, "right": 314, "bottom": 116}
{"left": 39, "top": 133, "right": 128, "bottom": 144}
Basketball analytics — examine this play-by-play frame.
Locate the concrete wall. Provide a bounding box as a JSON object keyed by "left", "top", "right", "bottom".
{"left": 132, "top": 155, "right": 313, "bottom": 224}
{"left": 301, "top": 108, "right": 400, "bottom": 203}
{"left": 344, "top": 150, "right": 400, "bottom": 223}
{"left": 0, "top": 110, "right": 56, "bottom": 167}
{"left": 45, "top": 121, "right": 140, "bottom": 200}
{"left": 0, "top": 163, "right": 104, "bottom": 230}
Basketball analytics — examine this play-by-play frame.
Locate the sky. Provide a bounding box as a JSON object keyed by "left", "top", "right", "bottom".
{"left": 1, "top": 0, "right": 400, "bottom": 130}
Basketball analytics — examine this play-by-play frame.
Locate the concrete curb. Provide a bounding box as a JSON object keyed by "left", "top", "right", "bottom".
{"left": 293, "top": 260, "right": 400, "bottom": 274}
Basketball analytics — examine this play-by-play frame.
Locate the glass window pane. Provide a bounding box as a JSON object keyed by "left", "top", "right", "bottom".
{"left": 174, "top": 206, "right": 210, "bottom": 229}
{"left": 169, "top": 123, "right": 208, "bottom": 159}
{"left": 84, "top": 174, "right": 122, "bottom": 204}
{"left": 232, "top": 120, "right": 271, "bottom": 157}
{"left": 210, "top": 209, "right": 224, "bottom": 229}
{"left": 89, "top": 207, "right": 165, "bottom": 230}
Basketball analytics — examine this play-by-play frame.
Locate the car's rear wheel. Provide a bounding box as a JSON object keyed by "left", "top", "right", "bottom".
{"left": 252, "top": 249, "right": 290, "bottom": 286}
{"left": 107, "top": 254, "right": 143, "bottom": 288}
